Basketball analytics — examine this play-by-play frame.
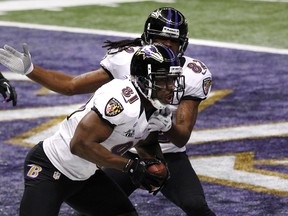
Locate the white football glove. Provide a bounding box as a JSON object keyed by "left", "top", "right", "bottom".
{"left": 148, "top": 107, "right": 172, "bottom": 132}
{"left": 0, "top": 43, "right": 34, "bottom": 75}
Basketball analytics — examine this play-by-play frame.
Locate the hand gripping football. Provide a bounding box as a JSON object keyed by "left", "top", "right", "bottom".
{"left": 124, "top": 158, "right": 169, "bottom": 194}
{"left": 146, "top": 162, "right": 168, "bottom": 193}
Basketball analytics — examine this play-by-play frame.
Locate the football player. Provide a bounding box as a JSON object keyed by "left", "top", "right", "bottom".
{"left": 18, "top": 44, "right": 181, "bottom": 216}
{"left": 0, "top": 72, "right": 17, "bottom": 106}
{"left": 0, "top": 7, "right": 215, "bottom": 216}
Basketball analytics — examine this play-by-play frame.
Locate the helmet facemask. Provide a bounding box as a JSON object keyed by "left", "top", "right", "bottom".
{"left": 132, "top": 63, "right": 185, "bottom": 110}
{"left": 130, "top": 44, "right": 185, "bottom": 109}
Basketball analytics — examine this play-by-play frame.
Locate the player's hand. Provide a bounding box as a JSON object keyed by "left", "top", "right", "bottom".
{"left": 147, "top": 107, "right": 172, "bottom": 132}
{"left": 123, "top": 158, "right": 168, "bottom": 193}
{"left": 0, "top": 73, "right": 17, "bottom": 106}
{"left": 0, "top": 43, "right": 34, "bottom": 75}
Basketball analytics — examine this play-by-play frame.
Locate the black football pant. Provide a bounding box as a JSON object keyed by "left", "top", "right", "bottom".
{"left": 20, "top": 142, "right": 137, "bottom": 216}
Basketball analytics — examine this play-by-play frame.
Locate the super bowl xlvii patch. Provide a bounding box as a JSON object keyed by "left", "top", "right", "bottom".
{"left": 105, "top": 97, "right": 124, "bottom": 117}
{"left": 203, "top": 77, "right": 212, "bottom": 96}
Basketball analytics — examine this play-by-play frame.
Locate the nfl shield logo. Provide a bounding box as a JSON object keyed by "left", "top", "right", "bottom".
{"left": 53, "top": 171, "right": 61, "bottom": 180}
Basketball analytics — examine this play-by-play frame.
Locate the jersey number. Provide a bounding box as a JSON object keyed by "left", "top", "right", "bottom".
{"left": 121, "top": 86, "right": 139, "bottom": 104}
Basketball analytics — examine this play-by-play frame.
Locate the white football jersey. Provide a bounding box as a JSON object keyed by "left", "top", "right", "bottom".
{"left": 100, "top": 47, "right": 212, "bottom": 153}
{"left": 43, "top": 79, "right": 151, "bottom": 180}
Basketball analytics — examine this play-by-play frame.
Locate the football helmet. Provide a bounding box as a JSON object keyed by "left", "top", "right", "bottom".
{"left": 142, "top": 7, "right": 189, "bottom": 57}
{"left": 130, "top": 44, "right": 185, "bottom": 110}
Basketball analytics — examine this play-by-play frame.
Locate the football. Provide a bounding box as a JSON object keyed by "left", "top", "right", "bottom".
{"left": 147, "top": 162, "right": 167, "bottom": 176}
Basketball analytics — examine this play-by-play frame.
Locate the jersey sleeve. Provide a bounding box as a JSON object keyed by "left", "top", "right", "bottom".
{"left": 100, "top": 47, "right": 140, "bottom": 79}
{"left": 182, "top": 56, "right": 212, "bottom": 100}
{"left": 91, "top": 79, "right": 139, "bottom": 125}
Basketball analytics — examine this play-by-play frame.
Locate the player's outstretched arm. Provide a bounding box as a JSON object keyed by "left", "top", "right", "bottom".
{"left": 0, "top": 43, "right": 112, "bottom": 95}
{"left": 30, "top": 65, "right": 111, "bottom": 95}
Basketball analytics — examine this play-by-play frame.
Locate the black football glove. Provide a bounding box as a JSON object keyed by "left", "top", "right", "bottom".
{"left": 0, "top": 72, "right": 17, "bottom": 106}
{"left": 123, "top": 158, "right": 169, "bottom": 194}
